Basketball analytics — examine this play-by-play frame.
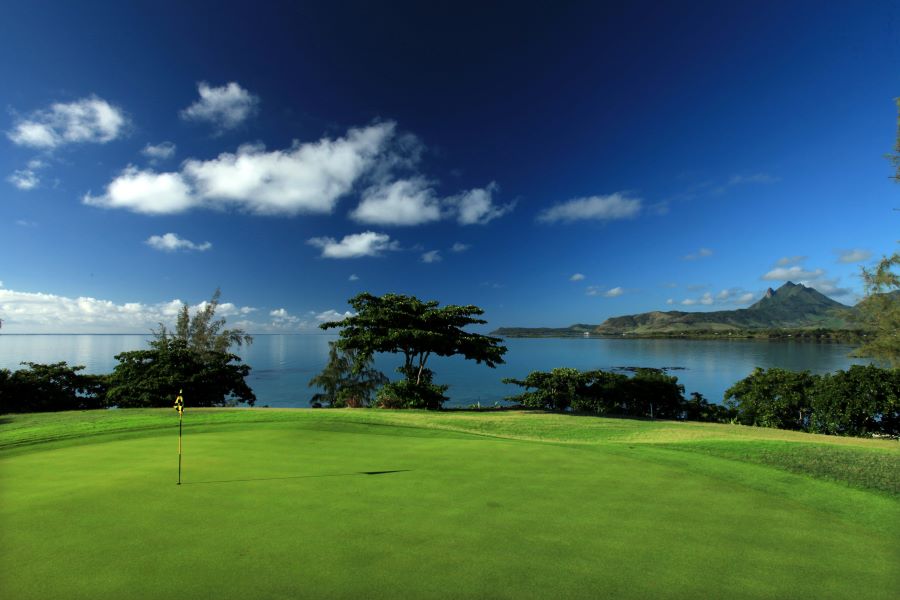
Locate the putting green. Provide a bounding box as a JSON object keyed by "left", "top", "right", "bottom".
{"left": 1, "top": 409, "right": 897, "bottom": 599}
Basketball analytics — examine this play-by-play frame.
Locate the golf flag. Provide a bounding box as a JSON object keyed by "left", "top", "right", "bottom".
{"left": 175, "top": 389, "right": 184, "bottom": 485}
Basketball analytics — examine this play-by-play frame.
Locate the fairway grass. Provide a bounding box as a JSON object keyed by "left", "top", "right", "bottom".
{"left": 1, "top": 409, "right": 898, "bottom": 599}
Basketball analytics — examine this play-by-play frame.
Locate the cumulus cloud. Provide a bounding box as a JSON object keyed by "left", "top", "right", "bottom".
{"left": 314, "top": 309, "right": 354, "bottom": 323}
{"left": 444, "top": 182, "right": 514, "bottom": 225}
{"left": 7, "top": 96, "right": 127, "bottom": 149}
{"left": 350, "top": 177, "right": 442, "bottom": 225}
{"left": 537, "top": 193, "right": 641, "bottom": 224}
{"left": 180, "top": 82, "right": 259, "bottom": 131}
{"left": 145, "top": 233, "right": 212, "bottom": 252}
{"left": 716, "top": 288, "right": 756, "bottom": 305}
{"left": 7, "top": 169, "right": 39, "bottom": 190}
{"left": 451, "top": 243, "right": 470, "bottom": 253}
{"left": 85, "top": 123, "right": 394, "bottom": 216}
{"left": 307, "top": 231, "right": 399, "bottom": 259}
{"left": 762, "top": 266, "right": 825, "bottom": 281}
{"left": 142, "top": 141, "right": 176, "bottom": 161}
{"left": 761, "top": 260, "right": 853, "bottom": 299}
{"left": 348, "top": 274, "right": 359, "bottom": 281}
{"left": 776, "top": 255, "right": 807, "bottom": 266}
{"left": 836, "top": 248, "right": 872, "bottom": 264}
{"left": 83, "top": 166, "right": 194, "bottom": 214}
{"left": 421, "top": 250, "right": 442, "bottom": 263}
{"left": 683, "top": 248, "right": 713, "bottom": 261}
{"left": 570, "top": 273, "right": 585, "bottom": 281}
{"left": 586, "top": 286, "right": 623, "bottom": 297}
{"left": 0, "top": 287, "right": 259, "bottom": 333}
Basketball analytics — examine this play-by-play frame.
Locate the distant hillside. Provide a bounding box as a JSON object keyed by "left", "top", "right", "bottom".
{"left": 492, "top": 282, "right": 858, "bottom": 337}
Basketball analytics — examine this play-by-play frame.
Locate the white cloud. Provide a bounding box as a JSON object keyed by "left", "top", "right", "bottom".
{"left": 444, "top": 182, "right": 514, "bottom": 225}
{"left": 186, "top": 123, "right": 392, "bottom": 215}
{"left": 350, "top": 177, "right": 442, "bottom": 225}
{"left": 451, "top": 243, "right": 470, "bottom": 253}
{"left": 776, "top": 255, "right": 807, "bottom": 266}
{"left": 142, "top": 141, "right": 176, "bottom": 161}
{"left": 85, "top": 123, "right": 394, "bottom": 216}
{"left": 314, "top": 309, "right": 354, "bottom": 322}
{"left": 421, "top": 250, "right": 442, "bottom": 263}
{"left": 681, "top": 298, "right": 697, "bottom": 306}
{"left": 727, "top": 173, "right": 781, "bottom": 186}
{"left": 307, "top": 231, "right": 399, "bottom": 259}
{"left": 604, "top": 287, "right": 624, "bottom": 298}
{"left": 537, "top": 193, "right": 641, "bottom": 223}
{"left": 666, "top": 298, "right": 674, "bottom": 305}
{"left": 15, "top": 220, "right": 38, "bottom": 227}
{"left": 570, "top": 273, "right": 585, "bottom": 281}
{"left": 348, "top": 274, "right": 359, "bottom": 281}
{"left": 7, "top": 169, "right": 39, "bottom": 190}
{"left": 762, "top": 266, "right": 825, "bottom": 281}
{"left": 0, "top": 287, "right": 259, "bottom": 333}
{"left": 699, "top": 292, "right": 714, "bottom": 305}
{"left": 180, "top": 82, "right": 259, "bottom": 131}
{"left": 145, "top": 233, "right": 212, "bottom": 252}
{"left": 83, "top": 166, "right": 194, "bottom": 214}
{"left": 7, "top": 96, "right": 127, "bottom": 149}
{"left": 683, "top": 248, "right": 713, "bottom": 260}
{"left": 715, "top": 288, "right": 756, "bottom": 305}
{"left": 836, "top": 249, "right": 872, "bottom": 264}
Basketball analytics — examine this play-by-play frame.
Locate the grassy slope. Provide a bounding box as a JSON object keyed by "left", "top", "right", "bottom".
{"left": 1, "top": 409, "right": 898, "bottom": 599}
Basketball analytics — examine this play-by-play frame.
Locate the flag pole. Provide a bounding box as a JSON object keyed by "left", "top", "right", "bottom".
{"left": 175, "top": 389, "right": 184, "bottom": 485}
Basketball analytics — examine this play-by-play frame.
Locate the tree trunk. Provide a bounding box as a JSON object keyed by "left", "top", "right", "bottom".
{"left": 415, "top": 352, "right": 430, "bottom": 385}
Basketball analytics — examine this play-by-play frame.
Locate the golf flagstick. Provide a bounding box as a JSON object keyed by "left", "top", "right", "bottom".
{"left": 175, "top": 389, "right": 184, "bottom": 485}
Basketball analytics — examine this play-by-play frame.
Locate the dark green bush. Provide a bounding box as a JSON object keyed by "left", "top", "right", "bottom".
{"left": 105, "top": 338, "right": 255, "bottom": 408}
{"left": 810, "top": 365, "right": 899, "bottom": 437}
{"left": 0, "top": 362, "right": 107, "bottom": 413}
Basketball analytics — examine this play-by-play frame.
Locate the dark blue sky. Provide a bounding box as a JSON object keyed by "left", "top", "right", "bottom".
{"left": 1, "top": 0, "right": 898, "bottom": 332}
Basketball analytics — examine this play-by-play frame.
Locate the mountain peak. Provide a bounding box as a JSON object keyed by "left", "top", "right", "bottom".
{"left": 765, "top": 287, "right": 775, "bottom": 298}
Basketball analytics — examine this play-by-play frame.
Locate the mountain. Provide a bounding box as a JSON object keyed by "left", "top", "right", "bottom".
{"left": 492, "top": 282, "right": 857, "bottom": 337}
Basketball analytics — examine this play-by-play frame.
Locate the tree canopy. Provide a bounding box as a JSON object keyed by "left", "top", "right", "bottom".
{"left": 320, "top": 293, "right": 507, "bottom": 408}
{"left": 854, "top": 252, "right": 900, "bottom": 366}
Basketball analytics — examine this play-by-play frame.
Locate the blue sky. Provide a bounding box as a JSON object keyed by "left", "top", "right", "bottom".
{"left": 1, "top": 0, "right": 897, "bottom": 333}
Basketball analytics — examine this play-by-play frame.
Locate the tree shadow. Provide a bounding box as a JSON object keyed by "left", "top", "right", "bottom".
{"left": 181, "top": 469, "right": 411, "bottom": 485}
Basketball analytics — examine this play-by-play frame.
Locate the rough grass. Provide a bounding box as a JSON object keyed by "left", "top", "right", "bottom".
{"left": 1, "top": 409, "right": 898, "bottom": 599}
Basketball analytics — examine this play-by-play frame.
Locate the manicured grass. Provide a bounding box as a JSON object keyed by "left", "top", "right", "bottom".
{"left": 1, "top": 409, "right": 898, "bottom": 599}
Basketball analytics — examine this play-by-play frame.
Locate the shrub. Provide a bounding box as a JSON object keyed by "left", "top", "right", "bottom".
{"left": 810, "top": 365, "right": 900, "bottom": 437}
{"left": 375, "top": 379, "right": 449, "bottom": 410}
{"left": 0, "top": 362, "right": 107, "bottom": 414}
{"left": 724, "top": 368, "right": 818, "bottom": 430}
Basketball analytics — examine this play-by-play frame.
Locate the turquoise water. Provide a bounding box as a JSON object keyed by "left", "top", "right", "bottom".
{"left": 0, "top": 334, "right": 869, "bottom": 407}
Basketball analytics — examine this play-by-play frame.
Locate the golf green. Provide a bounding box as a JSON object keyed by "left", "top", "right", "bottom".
{"left": 1, "top": 409, "right": 898, "bottom": 599}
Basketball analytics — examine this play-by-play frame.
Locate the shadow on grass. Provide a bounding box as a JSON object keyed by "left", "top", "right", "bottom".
{"left": 181, "top": 469, "right": 411, "bottom": 485}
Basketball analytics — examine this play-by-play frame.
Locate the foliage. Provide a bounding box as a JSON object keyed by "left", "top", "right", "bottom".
{"left": 889, "top": 96, "right": 900, "bottom": 182}
{"left": 504, "top": 367, "right": 688, "bottom": 420}
{"left": 156, "top": 288, "right": 253, "bottom": 357}
{"left": 375, "top": 376, "right": 449, "bottom": 410}
{"left": 724, "top": 367, "right": 818, "bottom": 430}
{"left": 810, "top": 365, "right": 900, "bottom": 437}
{"left": 321, "top": 293, "right": 506, "bottom": 409}
{"left": 105, "top": 337, "right": 255, "bottom": 408}
{"left": 0, "top": 362, "right": 107, "bottom": 413}
{"left": 308, "top": 342, "right": 387, "bottom": 407}
{"left": 854, "top": 252, "right": 900, "bottom": 366}
{"left": 682, "top": 392, "right": 735, "bottom": 423}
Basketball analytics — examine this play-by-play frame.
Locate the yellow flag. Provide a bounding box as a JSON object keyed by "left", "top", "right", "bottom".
{"left": 174, "top": 389, "right": 184, "bottom": 415}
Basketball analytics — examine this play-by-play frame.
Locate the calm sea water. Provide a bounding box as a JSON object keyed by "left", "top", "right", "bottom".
{"left": 0, "top": 334, "right": 869, "bottom": 407}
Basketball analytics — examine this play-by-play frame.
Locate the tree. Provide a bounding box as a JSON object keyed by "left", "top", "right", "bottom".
{"left": 106, "top": 289, "right": 256, "bottom": 408}
{"left": 854, "top": 252, "right": 900, "bottom": 366}
{"left": 308, "top": 342, "right": 387, "bottom": 407}
{"left": 724, "top": 367, "right": 818, "bottom": 430}
{"left": 157, "top": 288, "right": 253, "bottom": 356}
{"left": 810, "top": 365, "right": 900, "bottom": 437}
{"left": 106, "top": 338, "right": 255, "bottom": 408}
{"left": 0, "top": 362, "right": 107, "bottom": 413}
{"left": 889, "top": 97, "right": 900, "bottom": 182}
{"left": 320, "top": 293, "right": 507, "bottom": 408}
